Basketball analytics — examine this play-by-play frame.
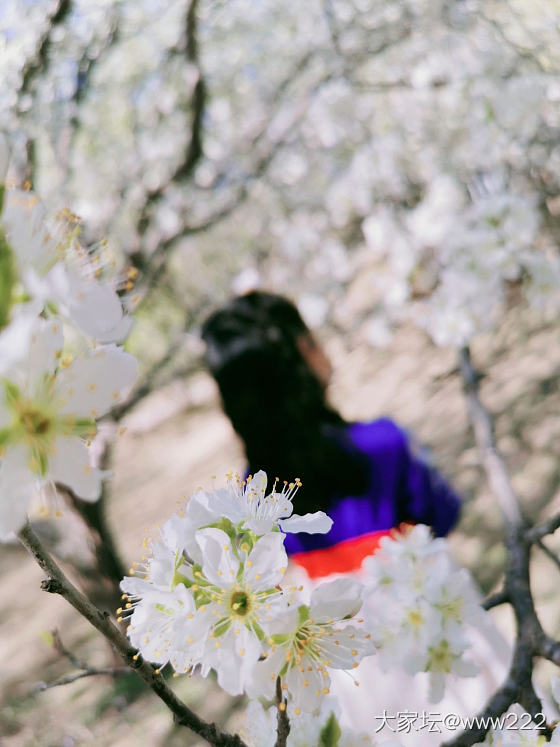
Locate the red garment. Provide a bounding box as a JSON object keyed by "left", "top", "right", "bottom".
{"left": 291, "top": 527, "right": 397, "bottom": 578}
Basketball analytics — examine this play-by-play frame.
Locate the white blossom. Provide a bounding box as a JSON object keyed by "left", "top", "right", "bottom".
{"left": 1, "top": 189, "right": 132, "bottom": 343}
{"left": 362, "top": 525, "right": 482, "bottom": 703}
{"left": 242, "top": 699, "right": 392, "bottom": 746}
{"left": 248, "top": 577, "right": 373, "bottom": 712}
{"left": 121, "top": 517, "right": 290, "bottom": 695}
{"left": 0, "top": 317, "right": 137, "bottom": 537}
{"left": 184, "top": 471, "right": 332, "bottom": 540}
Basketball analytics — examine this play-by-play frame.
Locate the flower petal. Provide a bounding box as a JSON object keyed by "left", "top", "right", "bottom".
{"left": 279, "top": 511, "right": 333, "bottom": 535}
{"left": 0, "top": 445, "right": 33, "bottom": 538}
{"left": 49, "top": 267, "right": 132, "bottom": 343}
{"left": 56, "top": 345, "right": 138, "bottom": 419}
{"left": 26, "top": 317, "right": 64, "bottom": 381}
{"left": 0, "top": 311, "right": 38, "bottom": 376}
{"left": 196, "top": 527, "right": 239, "bottom": 586}
{"left": 245, "top": 532, "right": 287, "bottom": 589}
{"left": 48, "top": 436, "right": 103, "bottom": 501}
{"left": 310, "top": 577, "right": 363, "bottom": 622}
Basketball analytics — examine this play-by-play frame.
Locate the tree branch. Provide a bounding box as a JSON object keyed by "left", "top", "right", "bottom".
{"left": 134, "top": 0, "right": 207, "bottom": 245}
{"left": 34, "top": 628, "right": 130, "bottom": 691}
{"left": 36, "top": 666, "right": 130, "bottom": 692}
{"left": 19, "top": 0, "right": 73, "bottom": 101}
{"left": 17, "top": 0, "right": 73, "bottom": 184}
{"left": 131, "top": 49, "right": 319, "bottom": 301}
{"left": 275, "top": 677, "right": 290, "bottom": 747}
{"left": 535, "top": 539, "right": 560, "bottom": 573}
{"left": 482, "top": 587, "right": 510, "bottom": 611}
{"left": 18, "top": 523, "right": 248, "bottom": 747}
{"left": 447, "top": 346, "right": 553, "bottom": 745}
{"left": 458, "top": 346, "right": 523, "bottom": 530}
{"left": 525, "top": 513, "right": 560, "bottom": 544}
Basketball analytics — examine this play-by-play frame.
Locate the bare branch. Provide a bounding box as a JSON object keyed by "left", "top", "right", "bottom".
{"left": 18, "top": 523, "right": 248, "bottom": 747}
{"left": 134, "top": 0, "right": 207, "bottom": 244}
{"left": 19, "top": 0, "right": 73, "bottom": 102}
{"left": 131, "top": 50, "right": 319, "bottom": 300}
{"left": 52, "top": 628, "right": 89, "bottom": 670}
{"left": 482, "top": 587, "right": 509, "bottom": 611}
{"left": 17, "top": 0, "right": 73, "bottom": 184}
{"left": 526, "top": 513, "right": 560, "bottom": 544}
{"left": 36, "top": 666, "right": 130, "bottom": 692}
{"left": 275, "top": 677, "right": 290, "bottom": 747}
{"left": 538, "top": 634, "right": 560, "bottom": 667}
{"left": 449, "top": 346, "right": 554, "bottom": 745}
{"left": 33, "top": 628, "right": 130, "bottom": 691}
{"left": 458, "top": 346, "right": 523, "bottom": 530}
{"left": 535, "top": 539, "right": 560, "bottom": 573}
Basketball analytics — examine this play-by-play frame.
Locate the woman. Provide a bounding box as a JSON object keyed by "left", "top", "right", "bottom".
{"left": 201, "top": 291, "right": 509, "bottom": 744}
{"left": 202, "top": 291, "right": 461, "bottom": 575}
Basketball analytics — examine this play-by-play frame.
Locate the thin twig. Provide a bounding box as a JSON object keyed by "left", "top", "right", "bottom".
{"left": 36, "top": 666, "right": 131, "bottom": 691}
{"left": 131, "top": 50, "right": 320, "bottom": 300}
{"left": 535, "top": 539, "right": 560, "bottom": 573}
{"left": 275, "top": 677, "right": 290, "bottom": 747}
{"left": 526, "top": 513, "right": 560, "bottom": 544}
{"left": 482, "top": 587, "right": 510, "bottom": 611}
{"left": 135, "top": 0, "right": 206, "bottom": 240}
{"left": 49, "top": 629, "right": 131, "bottom": 687}
{"left": 52, "top": 629, "right": 88, "bottom": 670}
{"left": 18, "top": 523, "right": 247, "bottom": 747}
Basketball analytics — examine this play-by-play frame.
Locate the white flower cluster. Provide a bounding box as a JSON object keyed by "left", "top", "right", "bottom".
{"left": 0, "top": 137, "right": 137, "bottom": 538}
{"left": 120, "top": 472, "right": 374, "bottom": 712}
{"left": 242, "top": 698, "right": 403, "bottom": 747}
{"left": 473, "top": 704, "right": 560, "bottom": 746}
{"left": 361, "top": 182, "right": 556, "bottom": 348}
{"left": 361, "top": 525, "right": 484, "bottom": 703}
{"left": 472, "top": 679, "right": 560, "bottom": 745}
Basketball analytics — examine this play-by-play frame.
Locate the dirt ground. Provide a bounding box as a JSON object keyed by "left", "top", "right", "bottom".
{"left": 1, "top": 308, "right": 560, "bottom": 746}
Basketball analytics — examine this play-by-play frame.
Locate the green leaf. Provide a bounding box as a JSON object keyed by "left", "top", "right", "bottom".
{"left": 318, "top": 712, "right": 341, "bottom": 747}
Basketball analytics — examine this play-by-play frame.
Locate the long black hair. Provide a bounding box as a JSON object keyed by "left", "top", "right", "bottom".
{"left": 201, "top": 292, "right": 369, "bottom": 513}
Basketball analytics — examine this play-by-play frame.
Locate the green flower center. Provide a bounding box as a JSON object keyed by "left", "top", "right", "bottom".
{"left": 229, "top": 589, "right": 251, "bottom": 617}
{"left": 427, "top": 640, "right": 452, "bottom": 673}
{"left": 20, "top": 406, "right": 52, "bottom": 437}
{"left": 1, "top": 380, "right": 97, "bottom": 477}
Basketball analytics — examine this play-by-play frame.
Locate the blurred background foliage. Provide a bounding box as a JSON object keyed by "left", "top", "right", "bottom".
{"left": 3, "top": 0, "right": 560, "bottom": 365}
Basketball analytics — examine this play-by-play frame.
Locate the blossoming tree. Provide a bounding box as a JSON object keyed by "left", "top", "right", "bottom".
{"left": 2, "top": 0, "right": 560, "bottom": 745}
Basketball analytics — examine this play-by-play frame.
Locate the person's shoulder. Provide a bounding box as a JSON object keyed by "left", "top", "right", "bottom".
{"left": 347, "top": 417, "right": 408, "bottom": 456}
